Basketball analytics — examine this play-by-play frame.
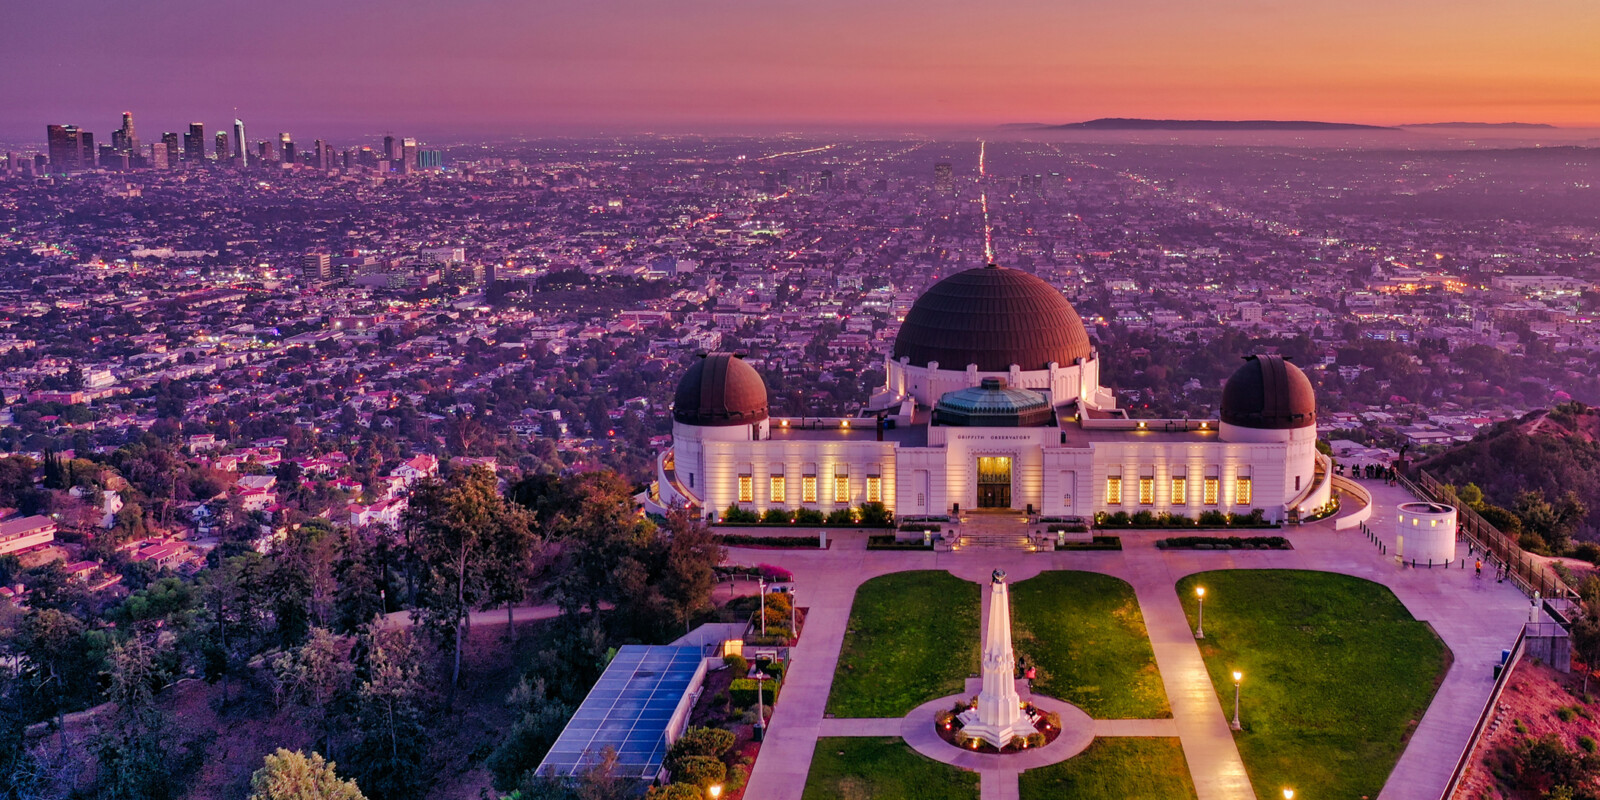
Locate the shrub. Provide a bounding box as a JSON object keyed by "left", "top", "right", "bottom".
{"left": 1558, "top": 706, "right": 1577, "bottom": 723}
{"left": 1572, "top": 541, "right": 1600, "bottom": 566}
{"left": 722, "top": 654, "right": 748, "bottom": 676}
{"left": 1041, "top": 710, "right": 1061, "bottom": 729}
{"left": 669, "top": 727, "right": 735, "bottom": 764}
{"left": 1197, "top": 510, "right": 1229, "bottom": 526}
{"left": 647, "top": 785, "right": 702, "bottom": 800}
{"left": 672, "top": 755, "right": 726, "bottom": 789}
{"left": 858, "top": 502, "right": 893, "bottom": 527}
{"left": 793, "top": 508, "right": 825, "bottom": 524}
{"left": 1579, "top": 735, "right": 1597, "bottom": 754}
{"left": 756, "top": 563, "right": 793, "bottom": 581}
{"left": 1131, "top": 510, "right": 1159, "bottom": 527}
{"left": 756, "top": 659, "right": 785, "bottom": 681}
{"left": 935, "top": 709, "right": 955, "bottom": 728}
{"left": 761, "top": 508, "right": 794, "bottom": 524}
{"left": 1026, "top": 732, "right": 1047, "bottom": 748}
{"left": 722, "top": 504, "right": 760, "bottom": 523}
{"left": 825, "top": 508, "right": 857, "bottom": 525}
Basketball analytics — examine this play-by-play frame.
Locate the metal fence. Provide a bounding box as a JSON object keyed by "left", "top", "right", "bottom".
{"left": 1411, "top": 470, "right": 1574, "bottom": 601}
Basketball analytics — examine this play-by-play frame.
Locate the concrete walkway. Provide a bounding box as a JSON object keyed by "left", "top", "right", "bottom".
{"left": 736, "top": 478, "right": 1530, "bottom": 800}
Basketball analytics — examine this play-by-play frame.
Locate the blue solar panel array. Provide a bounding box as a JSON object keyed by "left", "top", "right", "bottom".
{"left": 537, "top": 645, "right": 706, "bottom": 780}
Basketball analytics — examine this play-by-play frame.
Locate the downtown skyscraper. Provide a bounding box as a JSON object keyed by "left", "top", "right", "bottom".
{"left": 232, "top": 118, "right": 248, "bottom": 166}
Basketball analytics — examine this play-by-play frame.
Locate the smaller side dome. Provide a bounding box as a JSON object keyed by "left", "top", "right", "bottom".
{"left": 673, "top": 353, "right": 769, "bottom": 427}
{"left": 933, "top": 377, "right": 1054, "bottom": 427}
{"left": 1220, "top": 355, "right": 1316, "bottom": 430}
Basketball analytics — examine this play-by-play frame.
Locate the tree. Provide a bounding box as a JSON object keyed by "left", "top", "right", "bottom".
{"left": 94, "top": 637, "right": 175, "bottom": 800}
{"left": 248, "top": 749, "right": 367, "bottom": 800}
{"left": 346, "top": 626, "right": 432, "bottom": 800}
{"left": 270, "top": 628, "right": 355, "bottom": 758}
{"left": 485, "top": 677, "right": 574, "bottom": 791}
{"left": 404, "top": 466, "right": 501, "bottom": 693}
{"left": 478, "top": 495, "right": 541, "bottom": 636}
{"left": 655, "top": 507, "right": 725, "bottom": 636}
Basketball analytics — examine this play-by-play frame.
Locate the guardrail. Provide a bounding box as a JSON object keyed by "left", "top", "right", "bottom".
{"left": 1411, "top": 470, "right": 1573, "bottom": 601}
{"left": 1440, "top": 628, "right": 1526, "bottom": 799}
{"left": 1330, "top": 474, "right": 1373, "bottom": 531}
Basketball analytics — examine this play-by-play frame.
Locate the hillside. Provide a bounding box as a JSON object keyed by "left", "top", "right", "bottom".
{"left": 1416, "top": 403, "right": 1600, "bottom": 540}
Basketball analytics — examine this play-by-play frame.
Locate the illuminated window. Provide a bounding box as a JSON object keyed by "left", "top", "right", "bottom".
{"left": 866, "top": 476, "right": 882, "bottom": 503}
{"left": 1236, "top": 477, "right": 1252, "bottom": 506}
{"left": 834, "top": 474, "right": 850, "bottom": 503}
{"left": 770, "top": 475, "right": 786, "bottom": 504}
{"left": 802, "top": 476, "right": 818, "bottom": 504}
{"left": 1139, "top": 477, "right": 1155, "bottom": 505}
{"left": 1203, "top": 478, "right": 1219, "bottom": 505}
{"left": 738, "top": 475, "right": 754, "bottom": 503}
{"left": 1106, "top": 476, "right": 1123, "bottom": 505}
{"left": 1171, "top": 477, "right": 1187, "bottom": 505}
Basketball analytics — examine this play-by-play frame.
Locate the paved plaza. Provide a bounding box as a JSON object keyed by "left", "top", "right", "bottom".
{"left": 737, "top": 478, "right": 1535, "bottom": 800}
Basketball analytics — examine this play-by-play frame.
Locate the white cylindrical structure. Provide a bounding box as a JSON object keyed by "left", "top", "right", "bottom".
{"left": 1395, "top": 502, "right": 1457, "bottom": 566}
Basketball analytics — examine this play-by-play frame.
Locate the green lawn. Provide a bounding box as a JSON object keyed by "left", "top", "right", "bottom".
{"left": 803, "top": 737, "right": 979, "bottom": 800}
{"left": 1017, "top": 738, "right": 1197, "bottom": 800}
{"left": 1175, "top": 570, "right": 1451, "bottom": 800}
{"left": 1011, "top": 571, "right": 1170, "bottom": 718}
{"left": 826, "top": 570, "right": 979, "bottom": 717}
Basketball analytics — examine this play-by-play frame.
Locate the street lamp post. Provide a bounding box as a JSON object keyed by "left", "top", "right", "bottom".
{"left": 708, "top": 784, "right": 722, "bottom": 800}
{"left": 790, "top": 586, "right": 798, "bottom": 638}
{"left": 759, "top": 577, "right": 766, "bottom": 636}
{"left": 1195, "top": 587, "right": 1206, "bottom": 639}
{"left": 753, "top": 673, "right": 768, "bottom": 742}
{"left": 1231, "top": 671, "right": 1243, "bottom": 731}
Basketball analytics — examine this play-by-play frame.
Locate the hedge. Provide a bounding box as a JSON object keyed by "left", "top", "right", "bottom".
{"left": 867, "top": 534, "right": 935, "bottom": 550}
{"left": 715, "top": 534, "right": 824, "bottom": 548}
{"left": 1053, "top": 535, "right": 1122, "bottom": 551}
{"left": 730, "top": 678, "right": 781, "bottom": 708}
{"left": 1155, "top": 535, "right": 1291, "bottom": 550}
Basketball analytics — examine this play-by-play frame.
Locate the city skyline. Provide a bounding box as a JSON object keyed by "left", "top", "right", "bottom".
{"left": 2, "top": 0, "right": 1599, "bottom": 140}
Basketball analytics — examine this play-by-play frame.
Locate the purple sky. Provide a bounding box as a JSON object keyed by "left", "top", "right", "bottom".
{"left": 3, "top": 0, "right": 1598, "bottom": 142}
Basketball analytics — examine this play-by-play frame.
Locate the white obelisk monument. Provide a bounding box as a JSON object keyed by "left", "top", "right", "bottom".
{"left": 958, "top": 568, "right": 1034, "bottom": 748}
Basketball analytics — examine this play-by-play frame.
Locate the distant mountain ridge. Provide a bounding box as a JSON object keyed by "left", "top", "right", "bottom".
{"left": 1007, "top": 118, "right": 1397, "bottom": 131}
{"left": 1401, "top": 122, "right": 1557, "bottom": 129}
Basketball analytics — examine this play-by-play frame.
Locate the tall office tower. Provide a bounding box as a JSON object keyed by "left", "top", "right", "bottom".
{"left": 417, "top": 149, "right": 442, "bottom": 170}
{"left": 358, "top": 147, "right": 378, "bottom": 168}
{"left": 111, "top": 111, "right": 138, "bottom": 153}
{"left": 215, "top": 131, "right": 229, "bottom": 161}
{"left": 818, "top": 169, "right": 834, "bottom": 190}
{"left": 934, "top": 162, "right": 954, "bottom": 193}
{"left": 148, "top": 142, "right": 169, "bottom": 170}
{"left": 382, "top": 135, "right": 398, "bottom": 164}
{"left": 232, "top": 119, "right": 248, "bottom": 166}
{"left": 312, "top": 139, "right": 327, "bottom": 169}
{"left": 400, "top": 138, "right": 417, "bottom": 173}
{"left": 98, "top": 145, "right": 127, "bottom": 170}
{"left": 184, "top": 123, "right": 206, "bottom": 162}
{"left": 3, "top": 153, "right": 13, "bottom": 176}
{"left": 279, "top": 132, "right": 294, "bottom": 164}
{"left": 161, "top": 132, "right": 180, "bottom": 166}
{"left": 47, "top": 124, "right": 87, "bottom": 172}
{"left": 343, "top": 149, "right": 354, "bottom": 170}
{"left": 258, "top": 141, "right": 271, "bottom": 162}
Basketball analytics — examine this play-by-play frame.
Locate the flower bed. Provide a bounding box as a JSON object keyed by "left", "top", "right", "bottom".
{"left": 933, "top": 700, "right": 1061, "bottom": 754}
{"left": 1053, "top": 535, "right": 1122, "bottom": 551}
{"left": 1155, "top": 535, "right": 1291, "bottom": 550}
{"left": 1093, "top": 509, "right": 1278, "bottom": 529}
{"left": 867, "top": 534, "right": 936, "bottom": 551}
{"left": 716, "top": 534, "right": 827, "bottom": 549}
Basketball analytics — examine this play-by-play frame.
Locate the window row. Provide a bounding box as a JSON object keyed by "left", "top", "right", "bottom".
{"left": 1105, "top": 474, "right": 1251, "bottom": 506}
{"left": 737, "top": 471, "right": 882, "bottom": 504}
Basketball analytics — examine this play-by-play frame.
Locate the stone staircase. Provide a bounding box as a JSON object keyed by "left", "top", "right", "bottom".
{"left": 952, "top": 513, "right": 1036, "bottom": 551}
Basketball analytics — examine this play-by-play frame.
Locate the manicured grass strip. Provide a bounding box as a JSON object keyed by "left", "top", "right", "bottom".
{"left": 1176, "top": 570, "right": 1451, "bottom": 800}
{"left": 1011, "top": 571, "right": 1171, "bottom": 719}
{"left": 1017, "top": 738, "right": 1197, "bottom": 800}
{"left": 826, "top": 570, "right": 979, "bottom": 717}
{"left": 803, "top": 737, "right": 978, "bottom": 800}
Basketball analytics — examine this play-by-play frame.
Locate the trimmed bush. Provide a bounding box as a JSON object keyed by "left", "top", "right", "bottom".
{"left": 730, "top": 678, "right": 780, "bottom": 708}
{"left": 867, "top": 534, "right": 935, "bottom": 550}
{"left": 647, "top": 784, "right": 702, "bottom": 800}
{"left": 722, "top": 504, "right": 760, "bottom": 523}
{"left": 723, "top": 653, "right": 748, "bottom": 676}
{"left": 858, "top": 501, "right": 893, "bottom": 527}
{"left": 670, "top": 727, "right": 735, "bottom": 764}
{"left": 794, "top": 508, "right": 825, "bottom": 524}
{"left": 761, "top": 507, "right": 794, "bottom": 524}
{"left": 825, "top": 508, "right": 858, "bottom": 525}
{"left": 1156, "top": 535, "right": 1290, "bottom": 550}
{"left": 1054, "top": 535, "right": 1121, "bottom": 551}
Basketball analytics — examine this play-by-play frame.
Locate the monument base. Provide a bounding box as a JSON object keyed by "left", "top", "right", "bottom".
{"left": 955, "top": 708, "right": 1035, "bottom": 750}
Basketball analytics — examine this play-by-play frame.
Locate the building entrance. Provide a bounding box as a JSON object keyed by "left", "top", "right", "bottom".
{"left": 976, "top": 456, "right": 1013, "bottom": 509}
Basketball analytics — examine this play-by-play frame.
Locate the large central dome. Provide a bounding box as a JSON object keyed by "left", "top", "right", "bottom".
{"left": 892, "top": 265, "right": 1093, "bottom": 372}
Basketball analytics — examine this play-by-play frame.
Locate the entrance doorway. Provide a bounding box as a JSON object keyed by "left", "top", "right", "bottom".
{"left": 976, "top": 456, "right": 1013, "bottom": 509}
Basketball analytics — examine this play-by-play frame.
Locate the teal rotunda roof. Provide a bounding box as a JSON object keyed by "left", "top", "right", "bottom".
{"left": 933, "top": 378, "right": 1054, "bottom": 427}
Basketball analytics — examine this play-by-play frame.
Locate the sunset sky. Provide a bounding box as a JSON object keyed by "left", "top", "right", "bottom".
{"left": 3, "top": 0, "right": 1598, "bottom": 139}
